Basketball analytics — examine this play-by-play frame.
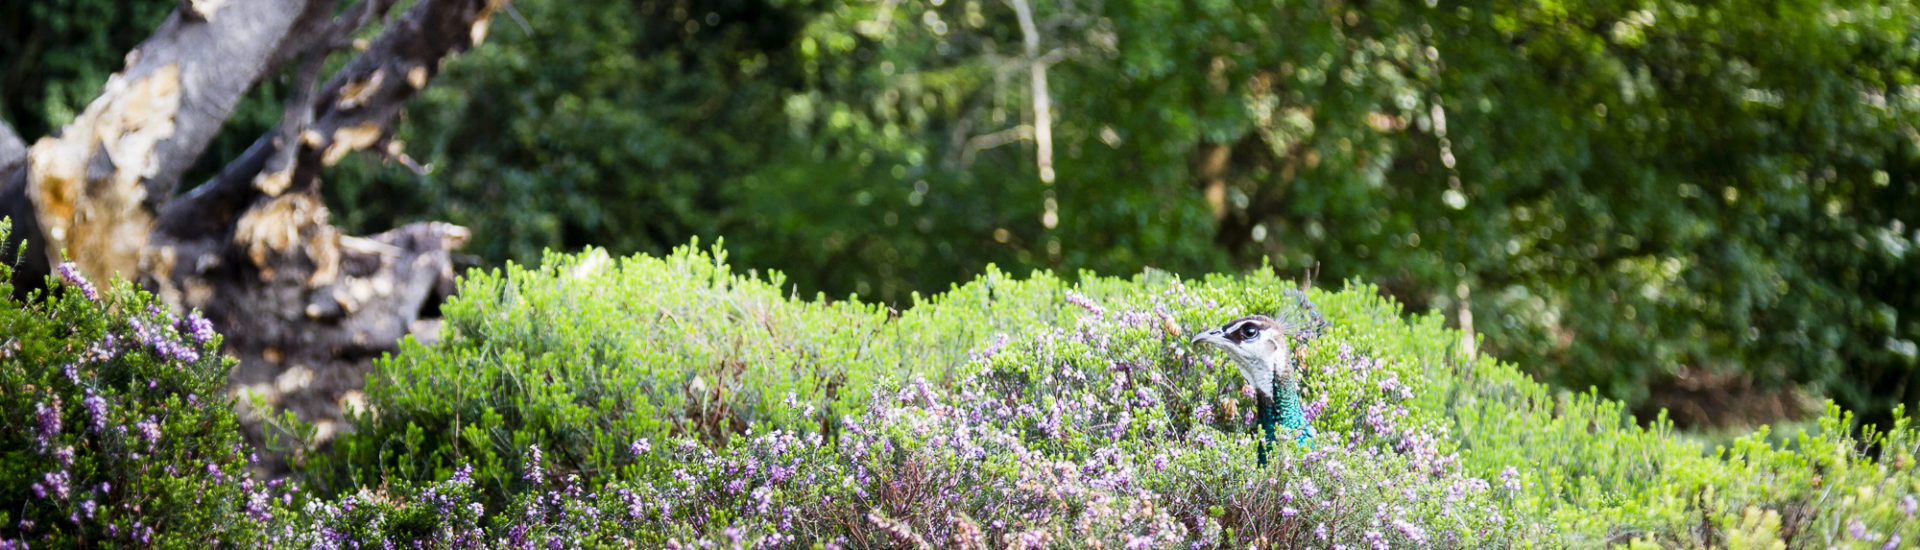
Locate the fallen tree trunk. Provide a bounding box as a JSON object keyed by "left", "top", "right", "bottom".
{"left": 0, "top": 0, "right": 504, "bottom": 469}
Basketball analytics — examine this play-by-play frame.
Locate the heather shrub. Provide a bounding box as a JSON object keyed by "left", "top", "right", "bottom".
{"left": 298, "top": 348, "right": 1517, "bottom": 548}
{"left": 1297, "top": 287, "right": 1920, "bottom": 547}
{"left": 0, "top": 221, "right": 284, "bottom": 547}
{"left": 319, "top": 244, "right": 1919, "bottom": 547}
{"left": 316, "top": 242, "right": 1129, "bottom": 502}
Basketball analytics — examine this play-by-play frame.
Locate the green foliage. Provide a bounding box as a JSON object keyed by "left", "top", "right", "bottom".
{"left": 318, "top": 0, "right": 1234, "bottom": 303}
{"left": 315, "top": 245, "right": 1920, "bottom": 547}
{"left": 300, "top": 0, "right": 1920, "bottom": 424}
{"left": 0, "top": 220, "right": 273, "bottom": 547}
{"left": 316, "top": 240, "right": 1106, "bottom": 503}
{"left": 0, "top": 0, "right": 170, "bottom": 139}
{"left": 1200, "top": 0, "right": 1920, "bottom": 427}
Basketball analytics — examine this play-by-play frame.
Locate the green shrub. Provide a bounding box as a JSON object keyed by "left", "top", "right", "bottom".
{"left": 318, "top": 244, "right": 1920, "bottom": 547}
{"left": 1301, "top": 286, "right": 1920, "bottom": 547}
{"left": 0, "top": 220, "right": 279, "bottom": 547}
{"left": 316, "top": 241, "right": 1102, "bottom": 502}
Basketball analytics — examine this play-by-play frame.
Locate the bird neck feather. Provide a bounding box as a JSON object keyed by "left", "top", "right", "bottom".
{"left": 1257, "top": 374, "right": 1306, "bottom": 439}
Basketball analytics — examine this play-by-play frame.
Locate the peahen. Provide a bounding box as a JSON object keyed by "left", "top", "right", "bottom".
{"left": 1190, "top": 289, "right": 1327, "bottom": 465}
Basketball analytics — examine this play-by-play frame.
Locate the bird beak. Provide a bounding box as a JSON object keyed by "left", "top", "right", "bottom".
{"left": 1190, "top": 328, "right": 1231, "bottom": 349}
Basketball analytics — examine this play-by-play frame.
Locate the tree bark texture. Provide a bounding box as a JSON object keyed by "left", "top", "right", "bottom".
{"left": 0, "top": 0, "right": 505, "bottom": 465}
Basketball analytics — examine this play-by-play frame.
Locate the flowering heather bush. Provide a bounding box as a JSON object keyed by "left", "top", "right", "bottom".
{"left": 313, "top": 245, "right": 1919, "bottom": 548}
{"left": 0, "top": 224, "right": 286, "bottom": 547}
{"left": 290, "top": 346, "right": 1517, "bottom": 548}
{"left": 8, "top": 233, "right": 1917, "bottom": 548}
{"left": 313, "top": 242, "right": 1114, "bottom": 503}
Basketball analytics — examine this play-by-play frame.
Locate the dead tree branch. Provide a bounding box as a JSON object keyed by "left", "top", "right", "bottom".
{"left": 21, "top": 0, "right": 319, "bottom": 283}
{"left": 141, "top": 0, "right": 501, "bottom": 462}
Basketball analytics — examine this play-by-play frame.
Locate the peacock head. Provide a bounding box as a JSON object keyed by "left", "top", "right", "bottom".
{"left": 1190, "top": 315, "right": 1293, "bottom": 399}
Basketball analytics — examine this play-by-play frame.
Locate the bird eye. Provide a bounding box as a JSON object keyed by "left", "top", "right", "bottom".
{"left": 1238, "top": 325, "right": 1260, "bottom": 339}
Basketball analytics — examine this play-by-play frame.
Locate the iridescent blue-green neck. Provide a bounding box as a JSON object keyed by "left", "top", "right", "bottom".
{"left": 1256, "top": 374, "right": 1313, "bottom": 465}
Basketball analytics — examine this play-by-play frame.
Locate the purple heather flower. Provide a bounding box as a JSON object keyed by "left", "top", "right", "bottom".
{"left": 41, "top": 471, "right": 70, "bottom": 500}
{"left": 1848, "top": 518, "right": 1868, "bottom": 539}
{"left": 82, "top": 392, "right": 108, "bottom": 433}
{"left": 53, "top": 446, "right": 73, "bottom": 468}
{"left": 1392, "top": 518, "right": 1427, "bottom": 545}
{"left": 1281, "top": 507, "right": 1298, "bottom": 518}
{"left": 1500, "top": 467, "right": 1521, "bottom": 493}
{"left": 972, "top": 333, "right": 1012, "bottom": 362}
{"left": 1363, "top": 530, "right": 1385, "bottom": 550}
{"left": 1303, "top": 397, "right": 1327, "bottom": 423}
{"left": 1365, "top": 403, "right": 1395, "bottom": 435}
{"left": 1316, "top": 523, "right": 1329, "bottom": 541}
{"left": 1377, "top": 374, "right": 1413, "bottom": 400}
{"left": 56, "top": 262, "right": 98, "bottom": 300}
{"left": 631, "top": 438, "right": 651, "bottom": 457}
{"left": 135, "top": 417, "right": 161, "bottom": 450}
{"left": 1066, "top": 292, "right": 1108, "bottom": 316}
{"left": 183, "top": 311, "right": 216, "bottom": 345}
{"left": 1885, "top": 535, "right": 1902, "bottom": 550}
{"left": 170, "top": 341, "right": 200, "bottom": 363}
{"left": 1903, "top": 494, "right": 1917, "bottom": 516}
{"left": 34, "top": 399, "right": 61, "bottom": 451}
{"left": 524, "top": 445, "right": 545, "bottom": 482}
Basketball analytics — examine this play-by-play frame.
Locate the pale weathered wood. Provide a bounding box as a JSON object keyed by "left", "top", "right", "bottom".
{"left": 3, "top": 0, "right": 501, "bottom": 470}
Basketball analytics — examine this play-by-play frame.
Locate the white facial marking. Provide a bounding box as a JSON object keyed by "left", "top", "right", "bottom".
{"left": 1191, "top": 316, "right": 1290, "bottom": 399}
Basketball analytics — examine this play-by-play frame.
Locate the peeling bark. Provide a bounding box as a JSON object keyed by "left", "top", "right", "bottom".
{"left": 20, "top": 0, "right": 314, "bottom": 283}
{"left": 27, "top": 63, "right": 181, "bottom": 282}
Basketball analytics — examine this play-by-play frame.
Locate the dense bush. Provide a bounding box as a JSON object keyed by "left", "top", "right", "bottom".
{"left": 4, "top": 227, "right": 1915, "bottom": 547}
{"left": 312, "top": 245, "right": 1919, "bottom": 547}
{"left": 316, "top": 241, "right": 1124, "bottom": 501}
{"left": 0, "top": 221, "right": 279, "bottom": 547}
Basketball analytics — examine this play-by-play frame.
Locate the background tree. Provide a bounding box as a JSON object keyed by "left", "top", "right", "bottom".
{"left": 318, "top": 0, "right": 1918, "bottom": 427}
